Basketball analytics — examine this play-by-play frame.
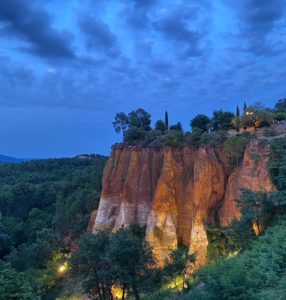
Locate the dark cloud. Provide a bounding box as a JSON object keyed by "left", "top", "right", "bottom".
{"left": 120, "top": 0, "right": 158, "bottom": 30}
{"left": 0, "top": 0, "right": 75, "bottom": 59}
{"left": 226, "top": 0, "right": 286, "bottom": 55}
{"left": 151, "top": 59, "right": 173, "bottom": 73}
{"left": 78, "top": 14, "right": 119, "bottom": 57}
{"left": 123, "top": 8, "right": 150, "bottom": 29}
{"left": 132, "top": 0, "right": 157, "bottom": 9}
{"left": 153, "top": 5, "right": 204, "bottom": 57}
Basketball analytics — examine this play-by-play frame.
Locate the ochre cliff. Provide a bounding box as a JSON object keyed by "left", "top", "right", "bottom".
{"left": 91, "top": 139, "right": 275, "bottom": 267}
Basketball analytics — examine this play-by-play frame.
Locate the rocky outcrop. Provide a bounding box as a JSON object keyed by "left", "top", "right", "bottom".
{"left": 219, "top": 140, "right": 275, "bottom": 226}
{"left": 92, "top": 146, "right": 163, "bottom": 233}
{"left": 91, "top": 139, "right": 275, "bottom": 267}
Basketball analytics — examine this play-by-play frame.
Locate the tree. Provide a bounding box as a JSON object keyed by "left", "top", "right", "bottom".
{"left": 212, "top": 110, "right": 235, "bottom": 130}
{"left": 224, "top": 135, "right": 248, "bottom": 168}
{"left": 8, "top": 228, "right": 59, "bottom": 271}
{"left": 190, "top": 114, "right": 211, "bottom": 132}
{"left": 112, "top": 112, "right": 129, "bottom": 135}
{"left": 165, "top": 111, "right": 169, "bottom": 129}
{"left": 236, "top": 105, "right": 240, "bottom": 132}
{"left": 163, "top": 247, "right": 196, "bottom": 294}
{"left": 128, "top": 109, "right": 151, "bottom": 131}
{"left": 243, "top": 101, "right": 247, "bottom": 114}
{"left": 155, "top": 120, "right": 167, "bottom": 133}
{"left": 169, "top": 122, "right": 183, "bottom": 132}
{"left": 236, "top": 190, "right": 275, "bottom": 236}
{"left": 124, "top": 128, "right": 147, "bottom": 144}
{"left": 71, "top": 232, "right": 112, "bottom": 300}
{"left": 107, "top": 229, "right": 157, "bottom": 300}
{"left": 72, "top": 229, "right": 159, "bottom": 300}
{"left": 0, "top": 219, "right": 11, "bottom": 259}
{"left": 113, "top": 109, "right": 152, "bottom": 143}
{"left": 275, "top": 98, "right": 286, "bottom": 112}
{"left": 0, "top": 263, "right": 39, "bottom": 300}
{"left": 268, "top": 138, "right": 286, "bottom": 189}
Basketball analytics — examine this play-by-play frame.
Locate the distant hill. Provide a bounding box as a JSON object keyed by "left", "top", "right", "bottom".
{"left": 0, "top": 154, "right": 34, "bottom": 164}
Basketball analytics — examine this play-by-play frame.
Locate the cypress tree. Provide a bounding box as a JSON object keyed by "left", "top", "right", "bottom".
{"left": 165, "top": 111, "right": 169, "bottom": 129}
{"left": 243, "top": 102, "right": 247, "bottom": 114}
{"left": 236, "top": 105, "right": 240, "bottom": 132}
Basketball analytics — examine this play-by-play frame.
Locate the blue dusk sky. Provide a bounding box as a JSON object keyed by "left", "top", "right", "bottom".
{"left": 0, "top": 0, "right": 286, "bottom": 158}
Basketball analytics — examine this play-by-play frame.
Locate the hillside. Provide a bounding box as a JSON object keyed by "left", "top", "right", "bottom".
{"left": 0, "top": 154, "right": 37, "bottom": 164}
{"left": 0, "top": 155, "right": 108, "bottom": 299}
{"left": 0, "top": 154, "right": 21, "bottom": 164}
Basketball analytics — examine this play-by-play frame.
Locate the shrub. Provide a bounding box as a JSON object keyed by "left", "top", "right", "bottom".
{"left": 199, "top": 130, "right": 227, "bottom": 147}
{"left": 187, "top": 129, "right": 227, "bottom": 149}
{"left": 274, "top": 112, "right": 286, "bottom": 121}
{"left": 144, "top": 130, "right": 162, "bottom": 147}
{"left": 224, "top": 135, "right": 248, "bottom": 169}
{"left": 162, "top": 131, "right": 184, "bottom": 147}
{"left": 186, "top": 127, "right": 203, "bottom": 148}
{"left": 124, "top": 128, "right": 148, "bottom": 144}
{"left": 169, "top": 122, "right": 183, "bottom": 132}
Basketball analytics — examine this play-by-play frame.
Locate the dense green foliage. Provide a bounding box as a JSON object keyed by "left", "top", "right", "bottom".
{"left": 179, "top": 136, "right": 286, "bottom": 299}
{"left": 113, "top": 109, "right": 152, "bottom": 144}
{"left": 72, "top": 229, "right": 156, "bottom": 300}
{"left": 0, "top": 155, "right": 108, "bottom": 299}
{"left": 190, "top": 114, "right": 211, "bottom": 132}
{"left": 223, "top": 135, "right": 248, "bottom": 169}
{"left": 163, "top": 247, "right": 196, "bottom": 294}
{"left": 72, "top": 229, "right": 193, "bottom": 300}
{"left": 113, "top": 99, "right": 283, "bottom": 148}
{"left": 0, "top": 262, "right": 40, "bottom": 300}
{"left": 212, "top": 110, "right": 234, "bottom": 131}
{"left": 273, "top": 98, "right": 286, "bottom": 121}
{"left": 155, "top": 120, "right": 168, "bottom": 133}
{"left": 188, "top": 219, "right": 286, "bottom": 300}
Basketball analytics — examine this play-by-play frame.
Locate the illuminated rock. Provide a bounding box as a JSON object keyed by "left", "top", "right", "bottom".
{"left": 219, "top": 140, "right": 275, "bottom": 227}
{"left": 91, "top": 139, "right": 274, "bottom": 267}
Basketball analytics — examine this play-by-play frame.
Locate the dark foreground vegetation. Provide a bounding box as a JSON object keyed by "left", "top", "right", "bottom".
{"left": 72, "top": 228, "right": 195, "bottom": 300}
{"left": 0, "top": 155, "right": 108, "bottom": 299}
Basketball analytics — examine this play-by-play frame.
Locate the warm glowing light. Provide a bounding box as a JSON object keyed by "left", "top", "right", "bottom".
{"left": 227, "top": 250, "right": 239, "bottom": 259}
{"left": 112, "top": 286, "right": 124, "bottom": 299}
{"left": 246, "top": 111, "right": 254, "bottom": 116}
{"left": 167, "top": 276, "right": 184, "bottom": 291}
{"left": 58, "top": 264, "right": 67, "bottom": 273}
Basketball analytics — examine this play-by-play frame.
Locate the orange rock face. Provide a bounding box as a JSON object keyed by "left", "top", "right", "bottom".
{"left": 91, "top": 140, "right": 275, "bottom": 267}
{"left": 219, "top": 140, "right": 275, "bottom": 226}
